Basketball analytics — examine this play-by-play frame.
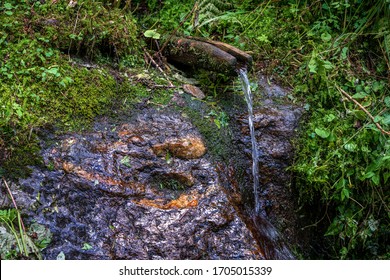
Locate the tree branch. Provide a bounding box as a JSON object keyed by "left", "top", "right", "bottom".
{"left": 335, "top": 85, "right": 390, "bottom": 136}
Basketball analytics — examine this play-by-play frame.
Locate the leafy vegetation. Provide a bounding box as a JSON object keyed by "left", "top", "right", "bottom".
{"left": 138, "top": 0, "right": 389, "bottom": 259}
{"left": 1, "top": 0, "right": 389, "bottom": 260}
{"left": 0, "top": 184, "right": 51, "bottom": 260}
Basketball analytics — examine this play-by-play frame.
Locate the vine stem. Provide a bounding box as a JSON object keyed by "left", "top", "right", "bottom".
{"left": 335, "top": 85, "right": 390, "bottom": 136}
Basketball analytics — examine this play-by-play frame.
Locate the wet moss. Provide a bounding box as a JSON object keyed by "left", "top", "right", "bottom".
{"left": 30, "top": 1, "right": 141, "bottom": 59}
{"left": 0, "top": 134, "right": 43, "bottom": 179}
{"left": 182, "top": 98, "right": 233, "bottom": 163}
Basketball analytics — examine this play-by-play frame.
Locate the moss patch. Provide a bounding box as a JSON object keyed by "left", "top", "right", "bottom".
{"left": 0, "top": 1, "right": 151, "bottom": 178}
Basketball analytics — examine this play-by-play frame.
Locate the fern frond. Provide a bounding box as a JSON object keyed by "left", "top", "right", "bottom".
{"left": 193, "top": 0, "right": 232, "bottom": 30}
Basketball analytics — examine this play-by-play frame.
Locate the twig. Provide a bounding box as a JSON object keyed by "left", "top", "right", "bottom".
{"left": 378, "top": 39, "right": 390, "bottom": 83}
{"left": 68, "top": 3, "right": 83, "bottom": 60}
{"left": 335, "top": 85, "right": 390, "bottom": 136}
{"left": 373, "top": 185, "right": 390, "bottom": 214}
{"left": 144, "top": 48, "right": 174, "bottom": 87}
{"left": 2, "top": 178, "right": 26, "bottom": 233}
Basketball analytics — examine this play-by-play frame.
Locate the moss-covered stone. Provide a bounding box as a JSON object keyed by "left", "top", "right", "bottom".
{"left": 0, "top": 1, "right": 148, "bottom": 179}
{"left": 32, "top": 1, "right": 140, "bottom": 59}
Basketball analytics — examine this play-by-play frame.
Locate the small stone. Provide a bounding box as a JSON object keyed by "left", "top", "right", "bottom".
{"left": 183, "top": 84, "right": 205, "bottom": 99}
{"left": 152, "top": 136, "right": 206, "bottom": 159}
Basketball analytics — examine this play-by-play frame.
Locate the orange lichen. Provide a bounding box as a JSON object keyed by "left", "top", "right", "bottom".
{"left": 136, "top": 194, "right": 199, "bottom": 210}
{"left": 152, "top": 136, "right": 206, "bottom": 159}
{"left": 61, "top": 161, "right": 144, "bottom": 192}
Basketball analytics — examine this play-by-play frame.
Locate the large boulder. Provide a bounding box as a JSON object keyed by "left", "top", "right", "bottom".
{"left": 2, "top": 111, "right": 264, "bottom": 260}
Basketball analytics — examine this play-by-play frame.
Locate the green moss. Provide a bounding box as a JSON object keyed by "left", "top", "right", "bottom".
{"left": 0, "top": 135, "right": 43, "bottom": 179}
{"left": 31, "top": 1, "right": 141, "bottom": 59}
{"left": 0, "top": 1, "right": 150, "bottom": 178}
{"left": 183, "top": 99, "right": 233, "bottom": 162}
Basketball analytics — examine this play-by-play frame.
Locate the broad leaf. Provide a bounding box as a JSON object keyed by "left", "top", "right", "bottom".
{"left": 143, "top": 29, "right": 161, "bottom": 39}
{"left": 315, "top": 128, "right": 330, "bottom": 138}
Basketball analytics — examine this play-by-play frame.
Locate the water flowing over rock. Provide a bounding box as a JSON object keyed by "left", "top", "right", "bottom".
{"left": 1, "top": 111, "right": 265, "bottom": 260}
{"left": 238, "top": 75, "right": 303, "bottom": 245}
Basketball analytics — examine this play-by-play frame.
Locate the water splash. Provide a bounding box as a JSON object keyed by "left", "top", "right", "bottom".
{"left": 238, "top": 68, "right": 260, "bottom": 213}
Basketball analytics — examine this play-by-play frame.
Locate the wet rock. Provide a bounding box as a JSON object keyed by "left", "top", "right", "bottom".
{"left": 238, "top": 75, "right": 303, "bottom": 246}
{"left": 2, "top": 110, "right": 264, "bottom": 260}
{"left": 183, "top": 84, "right": 206, "bottom": 99}
{"left": 152, "top": 136, "right": 206, "bottom": 159}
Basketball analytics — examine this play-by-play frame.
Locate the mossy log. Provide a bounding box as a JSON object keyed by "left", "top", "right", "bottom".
{"left": 163, "top": 36, "right": 252, "bottom": 75}
{"left": 185, "top": 36, "right": 253, "bottom": 69}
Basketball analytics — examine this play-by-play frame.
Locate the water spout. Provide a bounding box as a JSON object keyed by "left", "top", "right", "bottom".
{"left": 238, "top": 68, "right": 260, "bottom": 214}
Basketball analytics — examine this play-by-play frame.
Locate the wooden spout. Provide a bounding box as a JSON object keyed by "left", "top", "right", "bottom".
{"left": 163, "top": 36, "right": 252, "bottom": 75}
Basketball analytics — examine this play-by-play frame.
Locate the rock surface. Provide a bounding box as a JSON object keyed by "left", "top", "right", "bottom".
{"left": 183, "top": 84, "right": 206, "bottom": 100}
{"left": 238, "top": 75, "right": 303, "bottom": 245}
{"left": 1, "top": 111, "right": 264, "bottom": 260}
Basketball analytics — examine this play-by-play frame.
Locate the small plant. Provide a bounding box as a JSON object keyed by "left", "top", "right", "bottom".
{"left": 82, "top": 242, "right": 93, "bottom": 250}
{"left": 207, "top": 110, "right": 229, "bottom": 129}
{"left": 120, "top": 156, "right": 132, "bottom": 168}
{"left": 158, "top": 179, "right": 186, "bottom": 191}
{"left": 0, "top": 208, "right": 28, "bottom": 257}
{"left": 0, "top": 179, "right": 50, "bottom": 259}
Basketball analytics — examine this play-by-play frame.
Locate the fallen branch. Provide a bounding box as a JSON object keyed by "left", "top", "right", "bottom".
{"left": 335, "top": 84, "right": 390, "bottom": 136}
{"left": 144, "top": 48, "right": 174, "bottom": 87}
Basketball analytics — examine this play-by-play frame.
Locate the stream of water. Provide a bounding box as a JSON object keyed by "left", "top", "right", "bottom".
{"left": 238, "top": 68, "right": 260, "bottom": 213}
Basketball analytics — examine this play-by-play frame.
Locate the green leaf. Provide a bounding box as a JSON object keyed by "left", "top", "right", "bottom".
{"left": 143, "top": 29, "right": 161, "bottom": 39}
{"left": 308, "top": 58, "right": 317, "bottom": 73}
{"left": 314, "top": 128, "right": 330, "bottom": 138}
{"left": 372, "top": 81, "right": 383, "bottom": 92}
{"left": 321, "top": 32, "right": 332, "bottom": 42}
{"left": 351, "top": 92, "right": 367, "bottom": 99}
{"left": 361, "top": 99, "right": 372, "bottom": 107}
{"left": 381, "top": 114, "right": 390, "bottom": 125}
{"left": 340, "top": 247, "right": 348, "bottom": 259}
{"left": 384, "top": 172, "right": 390, "bottom": 183}
{"left": 324, "top": 113, "right": 336, "bottom": 122}
{"left": 344, "top": 143, "right": 357, "bottom": 152}
{"left": 335, "top": 178, "right": 345, "bottom": 190}
{"left": 322, "top": 60, "right": 333, "bottom": 69}
{"left": 257, "top": 34, "right": 270, "bottom": 43}
{"left": 214, "top": 119, "right": 221, "bottom": 129}
{"left": 4, "top": 3, "right": 13, "bottom": 9}
{"left": 341, "top": 47, "right": 348, "bottom": 60}
{"left": 5, "top": 11, "right": 13, "bottom": 16}
{"left": 373, "top": 115, "right": 383, "bottom": 123}
{"left": 371, "top": 174, "right": 380, "bottom": 186}
{"left": 56, "top": 251, "right": 65, "bottom": 260}
{"left": 363, "top": 171, "right": 375, "bottom": 179}
{"left": 46, "top": 67, "right": 60, "bottom": 77}
{"left": 325, "top": 219, "right": 342, "bottom": 236}
{"left": 82, "top": 243, "right": 93, "bottom": 250}
{"left": 385, "top": 96, "right": 390, "bottom": 108}
{"left": 60, "top": 76, "right": 74, "bottom": 88}
{"left": 120, "top": 156, "right": 131, "bottom": 168}
{"left": 341, "top": 187, "right": 350, "bottom": 201}
{"left": 351, "top": 110, "right": 366, "bottom": 120}
{"left": 165, "top": 152, "right": 172, "bottom": 164}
